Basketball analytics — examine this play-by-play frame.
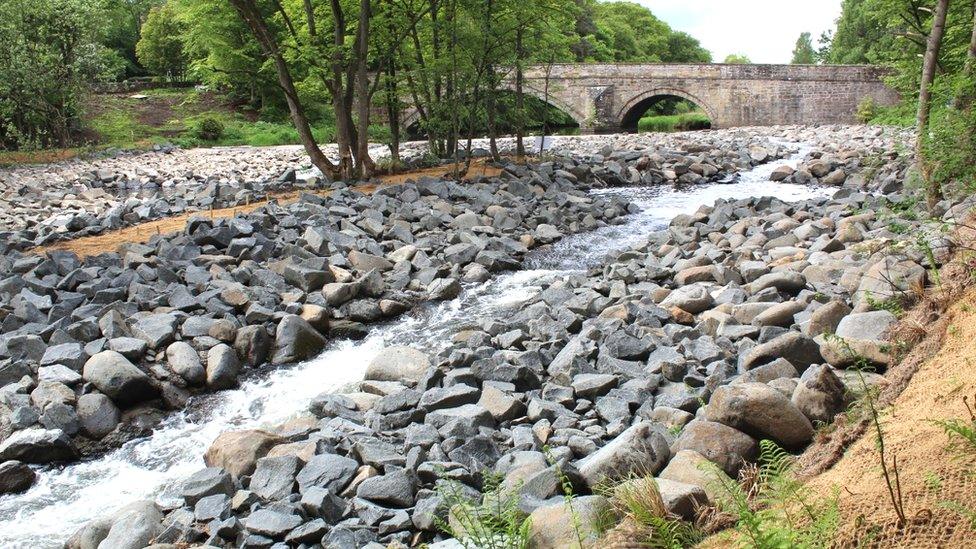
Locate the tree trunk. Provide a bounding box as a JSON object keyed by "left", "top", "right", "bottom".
{"left": 917, "top": 0, "right": 950, "bottom": 213}
{"left": 515, "top": 26, "right": 525, "bottom": 157}
{"left": 385, "top": 70, "right": 401, "bottom": 166}
{"left": 229, "top": 0, "right": 338, "bottom": 180}
{"left": 353, "top": 0, "right": 375, "bottom": 179}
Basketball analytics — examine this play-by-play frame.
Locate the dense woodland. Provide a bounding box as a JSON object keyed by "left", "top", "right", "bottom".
{"left": 3, "top": 0, "right": 976, "bottom": 194}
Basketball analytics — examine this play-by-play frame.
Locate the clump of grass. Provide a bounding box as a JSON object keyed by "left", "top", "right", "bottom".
{"left": 606, "top": 476, "right": 706, "bottom": 549}
{"left": 638, "top": 112, "right": 712, "bottom": 133}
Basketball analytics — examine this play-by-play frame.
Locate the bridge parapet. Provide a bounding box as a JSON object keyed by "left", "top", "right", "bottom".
{"left": 395, "top": 63, "right": 899, "bottom": 133}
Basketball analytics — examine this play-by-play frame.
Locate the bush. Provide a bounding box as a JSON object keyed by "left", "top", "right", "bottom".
{"left": 194, "top": 117, "right": 224, "bottom": 141}
{"left": 856, "top": 96, "right": 877, "bottom": 124}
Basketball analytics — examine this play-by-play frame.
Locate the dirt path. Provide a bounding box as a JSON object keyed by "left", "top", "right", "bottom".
{"left": 35, "top": 160, "right": 503, "bottom": 258}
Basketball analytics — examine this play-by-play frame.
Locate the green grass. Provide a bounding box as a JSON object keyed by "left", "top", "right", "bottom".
{"left": 79, "top": 87, "right": 389, "bottom": 152}
{"left": 637, "top": 112, "right": 711, "bottom": 133}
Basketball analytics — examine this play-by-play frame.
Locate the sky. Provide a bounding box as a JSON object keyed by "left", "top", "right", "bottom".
{"left": 636, "top": 0, "right": 844, "bottom": 64}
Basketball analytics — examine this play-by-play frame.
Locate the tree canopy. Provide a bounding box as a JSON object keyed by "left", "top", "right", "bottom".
{"left": 791, "top": 32, "right": 817, "bottom": 64}
{"left": 724, "top": 54, "right": 752, "bottom": 64}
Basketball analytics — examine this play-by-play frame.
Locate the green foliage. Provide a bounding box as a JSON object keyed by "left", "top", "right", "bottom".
{"left": 638, "top": 113, "right": 711, "bottom": 133}
{"left": 921, "top": 86, "right": 976, "bottom": 200}
{"left": 435, "top": 475, "right": 531, "bottom": 549}
{"left": 576, "top": 1, "right": 711, "bottom": 63}
{"left": 194, "top": 116, "right": 224, "bottom": 140}
{"left": 136, "top": 2, "right": 188, "bottom": 80}
{"left": 713, "top": 440, "right": 840, "bottom": 549}
{"left": 856, "top": 96, "right": 877, "bottom": 123}
{"left": 791, "top": 32, "right": 817, "bottom": 64}
{"left": 724, "top": 54, "right": 751, "bottom": 64}
{"left": 864, "top": 292, "right": 905, "bottom": 317}
{"left": 609, "top": 477, "right": 705, "bottom": 549}
{"left": 0, "top": 0, "right": 118, "bottom": 149}
{"left": 933, "top": 395, "right": 976, "bottom": 463}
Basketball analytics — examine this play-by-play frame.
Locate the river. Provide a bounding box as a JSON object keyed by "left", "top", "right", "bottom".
{"left": 0, "top": 145, "right": 833, "bottom": 548}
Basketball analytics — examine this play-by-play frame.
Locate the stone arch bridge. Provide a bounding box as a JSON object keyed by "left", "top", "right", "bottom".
{"left": 401, "top": 63, "right": 898, "bottom": 133}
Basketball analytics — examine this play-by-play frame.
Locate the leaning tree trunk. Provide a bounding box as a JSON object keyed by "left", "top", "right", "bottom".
{"left": 918, "top": 0, "right": 950, "bottom": 213}
{"left": 228, "top": 0, "right": 339, "bottom": 180}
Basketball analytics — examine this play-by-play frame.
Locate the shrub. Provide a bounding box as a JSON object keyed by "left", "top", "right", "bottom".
{"left": 856, "top": 96, "right": 877, "bottom": 124}
{"left": 711, "top": 440, "right": 840, "bottom": 548}
{"left": 194, "top": 117, "right": 225, "bottom": 141}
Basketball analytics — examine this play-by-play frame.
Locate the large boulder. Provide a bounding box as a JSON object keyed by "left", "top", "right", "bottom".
{"left": 235, "top": 325, "right": 272, "bottom": 367}
{"left": 165, "top": 341, "right": 205, "bottom": 385}
{"left": 365, "top": 346, "right": 431, "bottom": 384}
{"left": 741, "top": 332, "right": 822, "bottom": 373}
{"left": 296, "top": 453, "right": 359, "bottom": 494}
{"left": 659, "top": 449, "right": 731, "bottom": 503}
{"left": 803, "top": 300, "right": 851, "bottom": 337}
{"left": 527, "top": 495, "right": 612, "bottom": 549}
{"left": 356, "top": 469, "right": 416, "bottom": 508}
{"left": 204, "top": 430, "right": 283, "bottom": 478}
{"left": 672, "top": 420, "right": 758, "bottom": 477}
{"left": 853, "top": 258, "right": 926, "bottom": 312}
{"left": 0, "top": 460, "right": 35, "bottom": 494}
{"left": 0, "top": 428, "right": 78, "bottom": 463}
{"left": 792, "top": 364, "right": 848, "bottom": 424}
{"left": 818, "top": 310, "right": 897, "bottom": 367}
{"left": 77, "top": 393, "right": 121, "bottom": 439}
{"left": 661, "top": 285, "right": 714, "bottom": 314}
{"left": 95, "top": 500, "right": 163, "bottom": 549}
{"left": 250, "top": 455, "right": 300, "bottom": 501}
{"left": 272, "top": 315, "right": 327, "bottom": 364}
{"left": 82, "top": 351, "right": 159, "bottom": 406}
{"left": 655, "top": 478, "right": 709, "bottom": 520}
{"left": 206, "top": 343, "right": 241, "bottom": 390}
{"left": 577, "top": 421, "right": 670, "bottom": 488}
{"left": 706, "top": 382, "right": 814, "bottom": 448}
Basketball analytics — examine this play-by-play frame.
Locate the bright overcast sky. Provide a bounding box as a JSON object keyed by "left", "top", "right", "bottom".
{"left": 636, "top": 0, "right": 844, "bottom": 64}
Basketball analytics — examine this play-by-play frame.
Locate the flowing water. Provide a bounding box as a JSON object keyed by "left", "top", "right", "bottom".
{"left": 0, "top": 147, "right": 833, "bottom": 548}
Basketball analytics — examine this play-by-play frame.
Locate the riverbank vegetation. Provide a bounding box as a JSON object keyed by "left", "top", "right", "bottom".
{"left": 0, "top": 0, "right": 711, "bottom": 172}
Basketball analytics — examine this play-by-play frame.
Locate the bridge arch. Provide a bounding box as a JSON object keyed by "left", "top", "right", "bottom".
{"left": 617, "top": 88, "right": 719, "bottom": 131}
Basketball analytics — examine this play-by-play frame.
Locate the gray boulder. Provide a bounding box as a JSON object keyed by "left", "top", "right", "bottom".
{"left": 206, "top": 343, "right": 241, "bottom": 390}
{"left": 77, "top": 393, "right": 121, "bottom": 439}
{"left": 96, "top": 500, "right": 163, "bottom": 549}
{"left": 165, "top": 341, "right": 205, "bottom": 385}
{"left": 792, "top": 364, "right": 848, "bottom": 424}
{"left": 356, "top": 469, "right": 416, "bottom": 507}
{"left": 82, "top": 351, "right": 159, "bottom": 406}
{"left": 272, "top": 315, "right": 327, "bottom": 365}
{"left": 672, "top": 420, "right": 758, "bottom": 477}
{"left": 365, "top": 346, "right": 430, "bottom": 384}
{"left": 577, "top": 421, "right": 670, "bottom": 488}
{"left": 250, "top": 455, "right": 300, "bottom": 501}
{"left": 0, "top": 428, "right": 78, "bottom": 463}
{"left": 706, "top": 382, "right": 814, "bottom": 447}
{"left": 0, "top": 460, "right": 35, "bottom": 494}
{"left": 742, "top": 332, "right": 822, "bottom": 373}
{"left": 818, "top": 310, "right": 897, "bottom": 367}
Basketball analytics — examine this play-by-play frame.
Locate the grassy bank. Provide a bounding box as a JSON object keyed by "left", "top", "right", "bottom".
{"left": 637, "top": 112, "right": 711, "bottom": 133}
{"left": 0, "top": 87, "right": 388, "bottom": 166}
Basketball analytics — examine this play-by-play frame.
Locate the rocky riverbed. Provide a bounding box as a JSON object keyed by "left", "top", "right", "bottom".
{"left": 0, "top": 124, "right": 954, "bottom": 548}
